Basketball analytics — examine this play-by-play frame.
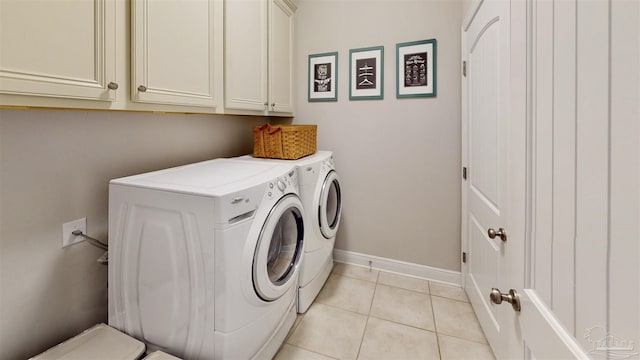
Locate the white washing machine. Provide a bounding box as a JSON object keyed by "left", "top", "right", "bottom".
{"left": 236, "top": 151, "right": 342, "bottom": 313}
{"left": 108, "top": 158, "right": 305, "bottom": 359}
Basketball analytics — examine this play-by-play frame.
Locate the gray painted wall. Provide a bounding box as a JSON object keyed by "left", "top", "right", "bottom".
{"left": 0, "top": 109, "right": 263, "bottom": 358}
{"left": 287, "top": 0, "right": 463, "bottom": 271}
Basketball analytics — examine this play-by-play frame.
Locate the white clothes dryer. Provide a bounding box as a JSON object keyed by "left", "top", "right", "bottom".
{"left": 108, "top": 159, "right": 305, "bottom": 360}
{"left": 236, "top": 151, "right": 342, "bottom": 313}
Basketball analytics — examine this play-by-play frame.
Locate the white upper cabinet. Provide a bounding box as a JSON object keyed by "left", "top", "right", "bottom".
{"left": 225, "top": 0, "right": 295, "bottom": 116}
{"left": 131, "top": 0, "right": 220, "bottom": 108}
{"left": 0, "top": 0, "right": 117, "bottom": 101}
{"left": 224, "top": 0, "right": 268, "bottom": 112}
{"left": 268, "top": 0, "right": 295, "bottom": 114}
{"left": 0, "top": 0, "right": 291, "bottom": 116}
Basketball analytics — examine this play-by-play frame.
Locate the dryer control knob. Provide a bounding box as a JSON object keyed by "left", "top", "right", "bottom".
{"left": 276, "top": 179, "right": 286, "bottom": 192}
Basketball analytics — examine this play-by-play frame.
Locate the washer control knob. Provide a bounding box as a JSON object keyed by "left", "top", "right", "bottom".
{"left": 269, "top": 182, "right": 274, "bottom": 189}
{"left": 277, "top": 179, "right": 286, "bottom": 192}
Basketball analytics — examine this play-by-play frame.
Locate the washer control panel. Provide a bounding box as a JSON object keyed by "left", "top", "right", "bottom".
{"left": 267, "top": 170, "right": 297, "bottom": 199}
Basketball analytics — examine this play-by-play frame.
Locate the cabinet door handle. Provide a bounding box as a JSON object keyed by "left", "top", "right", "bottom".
{"left": 271, "top": 102, "right": 275, "bottom": 110}
{"left": 107, "top": 82, "right": 119, "bottom": 90}
{"left": 138, "top": 85, "right": 147, "bottom": 92}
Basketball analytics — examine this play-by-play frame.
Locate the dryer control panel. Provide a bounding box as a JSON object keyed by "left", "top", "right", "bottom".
{"left": 321, "top": 158, "right": 334, "bottom": 172}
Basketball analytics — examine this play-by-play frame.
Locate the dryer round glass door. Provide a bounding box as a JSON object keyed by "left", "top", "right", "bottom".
{"left": 253, "top": 194, "right": 304, "bottom": 301}
{"left": 319, "top": 170, "right": 342, "bottom": 239}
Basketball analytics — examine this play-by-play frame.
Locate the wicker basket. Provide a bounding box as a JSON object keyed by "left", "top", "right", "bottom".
{"left": 253, "top": 124, "right": 317, "bottom": 159}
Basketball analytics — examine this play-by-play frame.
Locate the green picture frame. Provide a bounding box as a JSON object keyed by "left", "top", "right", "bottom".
{"left": 396, "top": 39, "right": 437, "bottom": 98}
{"left": 349, "top": 46, "right": 384, "bottom": 100}
{"left": 308, "top": 52, "right": 338, "bottom": 102}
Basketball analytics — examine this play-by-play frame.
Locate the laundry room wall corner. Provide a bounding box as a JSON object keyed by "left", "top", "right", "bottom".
{"left": 289, "top": 0, "right": 463, "bottom": 272}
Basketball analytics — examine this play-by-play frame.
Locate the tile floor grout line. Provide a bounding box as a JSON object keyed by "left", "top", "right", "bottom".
{"left": 435, "top": 333, "right": 444, "bottom": 360}
{"left": 375, "top": 282, "right": 432, "bottom": 296}
{"left": 429, "top": 294, "right": 445, "bottom": 360}
{"left": 367, "top": 284, "right": 376, "bottom": 315}
{"left": 355, "top": 280, "right": 378, "bottom": 360}
{"left": 367, "top": 315, "right": 437, "bottom": 333}
{"left": 435, "top": 330, "right": 490, "bottom": 346}
{"left": 284, "top": 343, "right": 339, "bottom": 359}
{"left": 429, "top": 294, "right": 441, "bottom": 335}
{"left": 355, "top": 313, "right": 370, "bottom": 360}
{"left": 436, "top": 332, "right": 491, "bottom": 346}
{"left": 430, "top": 293, "right": 470, "bottom": 303}
{"left": 313, "top": 300, "right": 371, "bottom": 317}
{"left": 329, "top": 272, "right": 378, "bottom": 285}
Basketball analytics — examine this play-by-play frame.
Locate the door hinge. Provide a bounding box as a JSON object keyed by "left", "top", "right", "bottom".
{"left": 462, "top": 252, "right": 467, "bottom": 263}
{"left": 463, "top": 61, "right": 467, "bottom": 77}
{"left": 462, "top": 167, "right": 468, "bottom": 180}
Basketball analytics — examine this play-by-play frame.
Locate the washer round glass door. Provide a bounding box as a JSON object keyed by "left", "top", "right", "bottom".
{"left": 253, "top": 194, "right": 304, "bottom": 301}
{"left": 319, "top": 170, "right": 342, "bottom": 239}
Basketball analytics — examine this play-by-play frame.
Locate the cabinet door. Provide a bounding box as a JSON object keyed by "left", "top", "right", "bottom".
{"left": 224, "top": 0, "right": 268, "bottom": 112}
{"left": 0, "top": 0, "right": 117, "bottom": 101}
{"left": 268, "top": 0, "right": 295, "bottom": 114}
{"left": 132, "top": 0, "right": 217, "bottom": 107}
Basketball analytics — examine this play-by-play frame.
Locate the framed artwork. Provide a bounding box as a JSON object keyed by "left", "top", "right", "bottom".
{"left": 349, "top": 46, "right": 384, "bottom": 100}
{"left": 308, "top": 52, "right": 338, "bottom": 102}
{"left": 396, "top": 39, "right": 437, "bottom": 98}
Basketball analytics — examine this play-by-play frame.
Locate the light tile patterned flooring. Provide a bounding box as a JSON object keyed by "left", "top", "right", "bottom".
{"left": 274, "top": 263, "right": 495, "bottom": 360}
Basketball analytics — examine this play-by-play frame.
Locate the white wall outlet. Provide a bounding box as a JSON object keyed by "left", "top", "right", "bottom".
{"left": 62, "top": 218, "right": 87, "bottom": 248}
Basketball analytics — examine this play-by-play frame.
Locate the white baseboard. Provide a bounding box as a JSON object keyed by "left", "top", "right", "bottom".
{"left": 333, "top": 249, "right": 462, "bottom": 286}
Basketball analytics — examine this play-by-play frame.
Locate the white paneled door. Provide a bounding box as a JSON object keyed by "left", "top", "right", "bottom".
{"left": 462, "top": 0, "right": 526, "bottom": 358}
{"left": 464, "top": 1, "right": 639, "bottom": 359}
{"left": 520, "top": 0, "right": 639, "bottom": 359}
